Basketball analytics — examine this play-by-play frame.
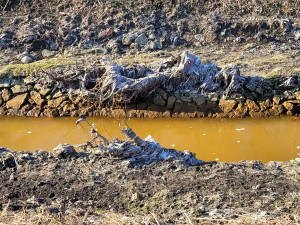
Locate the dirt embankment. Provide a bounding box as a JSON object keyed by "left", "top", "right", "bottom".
{"left": 0, "top": 144, "right": 299, "bottom": 224}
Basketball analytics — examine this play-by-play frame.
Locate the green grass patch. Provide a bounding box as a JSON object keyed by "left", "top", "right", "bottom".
{"left": 0, "top": 57, "right": 76, "bottom": 78}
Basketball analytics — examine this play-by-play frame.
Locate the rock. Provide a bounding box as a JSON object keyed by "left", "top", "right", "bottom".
{"left": 136, "top": 102, "right": 147, "bottom": 110}
{"left": 173, "top": 100, "right": 184, "bottom": 113}
{"left": 1, "top": 88, "right": 12, "bottom": 101}
{"left": 233, "top": 103, "right": 249, "bottom": 117}
{"left": 52, "top": 144, "right": 78, "bottom": 159}
{"left": 148, "top": 33, "right": 155, "bottom": 40}
{"left": 180, "top": 95, "right": 192, "bottom": 103}
{"left": 135, "top": 34, "right": 148, "bottom": 46}
{"left": 122, "top": 33, "right": 137, "bottom": 46}
{"left": 246, "top": 99, "right": 259, "bottom": 112}
{"left": 282, "top": 101, "right": 294, "bottom": 111}
{"left": 156, "top": 88, "right": 167, "bottom": 100}
{"left": 295, "top": 91, "right": 300, "bottom": 100}
{"left": 0, "top": 96, "right": 3, "bottom": 106}
{"left": 11, "top": 84, "right": 31, "bottom": 94}
{"left": 219, "top": 98, "right": 237, "bottom": 113}
{"left": 48, "top": 96, "right": 67, "bottom": 108}
{"left": 27, "top": 106, "right": 41, "bottom": 117}
{"left": 153, "top": 95, "right": 166, "bottom": 106}
{"left": 6, "top": 93, "right": 28, "bottom": 109}
{"left": 0, "top": 78, "right": 11, "bottom": 88}
{"left": 167, "top": 96, "right": 176, "bottom": 109}
{"left": 294, "top": 30, "right": 300, "bottom": 41}
{"left": 41, "top": 49, "right": 56, "bottom": 58}
{"left": 258, "top": 99, "right": 272, "bottom": 111}
{"left": 270, "top": 105, "right": 284, "bottom": 116}
{"left": 52, "top": 91, "right": 64, "bottom": 98}
{"left": 193, "top": 95, "right": 206, "bottom": 106}
{"left": 147, "top": 41, "right": 162, "bottom": 50}
{"left": 30, "top": 91, "right": 44, "bottom": 105}
{"left": 34, "top": 84, "right": 52, "bottom": 96}
{"left": 131, "top": 192, "right": 142, "bottom": 201}
{"left": 273, "top": 96, "right": 281, "bottom": 105}
{"left": 21, "top": 56, "right": 33, "bottom": 64}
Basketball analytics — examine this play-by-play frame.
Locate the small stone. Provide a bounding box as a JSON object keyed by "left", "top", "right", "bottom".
{"left": 21, "top": 56, "right": 33, "bottom": 64}
{"left": 122, "top": 33, "right": 137, "bottom": 46}
{"left": 153, "top": 95, "right": 166, "bottom": 106}
{"left": 6, "top": 93, "right": 28, "bottom": 109}
{"left": 1, "top": 89, "right": 12, "bottom": 101}
{"left": 283, "top": 101, "right": 294, "bottom": 111}
{"left": 41, "top": 49, "right": 56, "bottom": 58}
{"left": 148, "top": 33, "right": 155, "bottom": 40}
{"left": 131, "top": 192, "right": 142, "bottom": 201}
{"left": 193, "top": 95, "right": 206, "bottom": 106}
{"left": 273, "top": 96, "right": 281, "bottom": 105}
{"left": 11, "top": 85, "right": 30, "bottom": 94}
{"left": 48, "top": 96, "right": 67, "bottom": 108}
{"left": 135, "top": 34, "right": 148, "bottom": 46}
{"left": 219, "top": 99, "right": 237, "bottom": 114}
{"left": 258, "top": 99, "right": 272, "bottom": 111}
{"left": 246, "top": 99, "right": 260, "bottom": 112}
{"left": 167, "top": 96, "right": 176, "bottom": 109}
{"left": 136, "top": 102, "right": 147, "bottom": 110}
{"left": 173, "top": 100, "right": 184, "bottom": 113}
{"left": 295, "top": 91, "right": 300, "bottom": 100}
{"left": 156, "top": 88, "right": 167, "bottom": 100}
{"left": 30, "top": 91, "right": 44, "bottom": 105}
{"left": 0, "top": 78, "right": 11, "bottom": 88}
{"left": 52, "top": 143, "right": 77, "bottom": 159}
{"left": 294, "top": 30, "right": 300, "bottom": 41}
{"left": 34, "top": 84, "right": 52, "bottom": 96}
{"left": 148, "top": 41, "right": 162, "bottom": 50}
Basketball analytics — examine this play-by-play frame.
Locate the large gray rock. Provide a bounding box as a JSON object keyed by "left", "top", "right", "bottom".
{"left": 52, "top": 144, "right": 78, "bottom": 159}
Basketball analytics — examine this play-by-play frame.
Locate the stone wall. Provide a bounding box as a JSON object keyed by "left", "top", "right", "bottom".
{"left": 1, "top": 76, "right": 300, "bottom": 118}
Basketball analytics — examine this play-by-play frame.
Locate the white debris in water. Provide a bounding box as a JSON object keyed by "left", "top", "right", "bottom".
{"left": 297, "top": 146, "right": 300, "bottom": 149}
{"left": 203, "top": 134, "right": 206, "bottom": 136}
{"left": 212, "top": 152, "right": 215, "bottom": 155}
{"left": 236, "top": 128, "right": 245, "bottom": 131}
{"left": 189, "top": 126, "right": 192, "bottom": 128}
{"left": 171, "top": 144, "right": 176, "bottom": 147}
{"left": 215, "top": 158, "right": 219, "bottom": 161}
{"left": 237, "top": 140, "right": 241, "bottom": 143}
{"left": 28, "top": 131, "right": 32, "bottom": 134}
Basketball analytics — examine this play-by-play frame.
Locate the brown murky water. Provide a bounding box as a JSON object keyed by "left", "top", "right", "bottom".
{"left": 0, "top": 116, "right": 300, "bottom": 162}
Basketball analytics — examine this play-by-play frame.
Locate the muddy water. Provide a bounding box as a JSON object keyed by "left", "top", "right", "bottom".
{"left": 0, "top": 116, "right": 300, "bottom": 162}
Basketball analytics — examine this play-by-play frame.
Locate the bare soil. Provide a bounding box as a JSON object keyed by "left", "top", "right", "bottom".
{"left": 0, "top": 147, "right": 299, "bottom": 224}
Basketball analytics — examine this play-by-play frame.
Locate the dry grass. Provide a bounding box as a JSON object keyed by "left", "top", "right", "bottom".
{"left": 0, "top": 57, "right": 76, "bottom": 78}
{"left": 0, "top": 204, "right": 299, "bottom": 225}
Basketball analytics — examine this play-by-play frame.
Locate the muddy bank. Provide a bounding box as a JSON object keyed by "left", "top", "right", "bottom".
{"left": 1, "top": 51, "right": 300, "bottom": 118}
{"left": 0, "top": 143, "right": 299, "bottom": 223}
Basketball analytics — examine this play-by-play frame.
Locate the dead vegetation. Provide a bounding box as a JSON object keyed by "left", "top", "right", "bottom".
{"left": 0, "top": 206, "right": 299, "bottom": 225}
